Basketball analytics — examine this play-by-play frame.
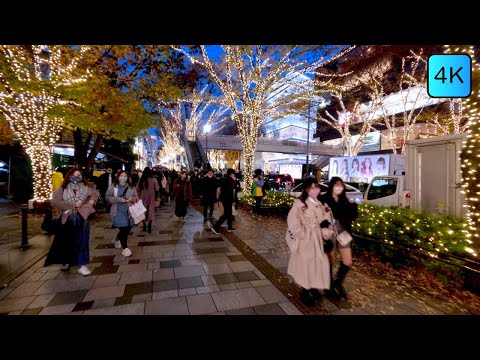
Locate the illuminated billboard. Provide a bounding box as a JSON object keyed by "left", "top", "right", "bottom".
{"left": 329, "top": 154, "right": 390, "bottom": 183}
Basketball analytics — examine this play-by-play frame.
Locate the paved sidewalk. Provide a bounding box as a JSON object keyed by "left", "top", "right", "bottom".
{"left": 0, "top": 201, "right": 300, "bottom": 315}
{"left": 2, "top": 199, "right": 478, "bottom": 315}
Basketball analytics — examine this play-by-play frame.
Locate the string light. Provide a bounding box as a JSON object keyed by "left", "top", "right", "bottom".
{"left": 171, "top": 45, "right": 356, "bottom": 192}
{"left": 0, "top": 46, "right": 88, "bottom": 202}
{"left": 354, "top": 203, "right": 477, "bottom": 257}
{"left": 445, "top": 45, "right": 480, "bottom": 243}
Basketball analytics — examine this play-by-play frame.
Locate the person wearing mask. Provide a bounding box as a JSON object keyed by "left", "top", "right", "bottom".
{"left": 106, "top": 171, "right": 138, "bottom": 257}
{"left": 212, "top": 169, "right": 236, "bottom": 234}
{"left": 251, "top": 169, "right": 264, "bottom": 219}
{"left": 202, "top": 169, "right": 218, "bottom": 221}
{"left": 136, "top": 167, "right": 159, "bottom": 233}
{"left": 45, "top": 168, "right": 99, "bottom": 276}
{"left": 172, "top": 170, "right": 192, "bottom": 221}
{"left": 286, "top": 178, "right": 332, "bottom": 306}
{"left": 319, "top": 176, "right": 358, "bottom": 300}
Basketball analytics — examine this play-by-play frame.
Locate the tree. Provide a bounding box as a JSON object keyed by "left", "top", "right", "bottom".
{"left": 172, "top": 45, "right": 353, "bottom": 192}
{"left": 429, "top": 98, "right": 468, "bottom": 135}
{"left": 58, "top": 75, "right": 154, "bottom": 173}
{"left": 157, "top": 111, "right": 182, "bottom": 163}
{"left": 315, "top": 86, "right": 384, "bottom": 156}
{"left": 376, "top": 50, "right": 430, "bottom": 155}
{"left": 445, "top": 45, "right": 480, "bottom": 244}
{"left": 0, "top": 45, "right": 88, "bottom": 202}
{"left": 58, "top": 45, "right": 199, "bottom": 173}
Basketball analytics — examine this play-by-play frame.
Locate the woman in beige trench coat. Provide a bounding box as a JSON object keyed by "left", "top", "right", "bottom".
{"left": 286, "top": 178, "right": 333, "bottom": 306}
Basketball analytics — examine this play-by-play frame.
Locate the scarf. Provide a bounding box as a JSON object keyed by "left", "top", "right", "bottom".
{"left": 63, "top": 182, "right": 89, "bottom": 204}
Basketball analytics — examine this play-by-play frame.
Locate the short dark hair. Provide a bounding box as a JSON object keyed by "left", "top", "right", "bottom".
{"left": 254, "top": 169, "right": 263, "bottom": 176}
{"left": 226, "top": 168, "right": 235, "bottom": 176}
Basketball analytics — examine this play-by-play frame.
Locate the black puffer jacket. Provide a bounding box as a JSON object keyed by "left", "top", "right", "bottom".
{"left": 319, "top": 194, "right": 358, "bottom": 233}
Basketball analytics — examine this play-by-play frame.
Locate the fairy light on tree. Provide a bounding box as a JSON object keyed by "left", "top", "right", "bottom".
{"left": 429, "top": 98, "right": 468, "bottom": 135}
{"left": 157, "top": 111, "right": 183, "bottom": 162}
{"left": 0, "top": 45, "right": 88, "bottom": 202}
{"left": 377, "top": 50, "right": 430, "bottom": 155}
{"left": 171, "top": 45, "right": 355, "bottom": 192}
{"left": 444, "top": 45, "right": 480, "bottom": 243}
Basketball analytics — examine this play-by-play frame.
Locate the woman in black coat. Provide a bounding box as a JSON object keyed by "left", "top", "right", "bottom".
{"left": 319, "top": 176, "right": 358, "bottom": 299}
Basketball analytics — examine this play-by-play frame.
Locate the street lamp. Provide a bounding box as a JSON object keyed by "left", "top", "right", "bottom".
{"left": 204, "top": 124, "right": 212, "bottom": 165}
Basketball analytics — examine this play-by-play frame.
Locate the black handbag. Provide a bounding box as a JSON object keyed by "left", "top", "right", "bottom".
{"left": 41, "top": 211, "right": 61, "bottom": 234}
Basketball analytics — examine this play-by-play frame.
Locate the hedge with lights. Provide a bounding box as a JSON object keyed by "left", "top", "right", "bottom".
{"left": 352, "top": 203, "right": 476, "bottom": 259}
{"left": 241, "top": 190, "right": 295, "bottom": 209}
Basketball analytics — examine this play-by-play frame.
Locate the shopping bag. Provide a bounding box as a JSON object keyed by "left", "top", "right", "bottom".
{"left": 128, "top": 200, "right": 147, "bottom": 224}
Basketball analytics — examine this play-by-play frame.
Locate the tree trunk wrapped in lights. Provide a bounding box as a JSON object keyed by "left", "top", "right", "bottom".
{"left": 445, "top": 45, "right": 480, "bottom": 244}
{"left": 0, "top": 45, "right": 88, "bottom": 202}
{"left": 172, "top": 45, "right": 355, "bottom": 192}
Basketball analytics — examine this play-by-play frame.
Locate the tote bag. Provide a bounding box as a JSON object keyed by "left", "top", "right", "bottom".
{"left": 128, "top": 200, "right": 147, "bottom": 224}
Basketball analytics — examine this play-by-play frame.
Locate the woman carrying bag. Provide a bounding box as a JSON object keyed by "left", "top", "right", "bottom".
{"left": 106, "top": 171, "right": 138, "bottom": 257}
{"left": 319, "top": 176, "right": 358, "bottom": 300}
{"left": 285, "top": 178, "right": 333, "bottom": 306}
{"left": 45, "top": 168, "right": 98, "bottom": 276}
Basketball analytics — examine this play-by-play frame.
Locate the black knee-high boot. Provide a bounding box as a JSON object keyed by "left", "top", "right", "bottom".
{"left": 142, "top": 220, "right": 147, "bottom": 232}
{"left": 147, "top": 221, "right": 152, "bottom": 234}
{"left": 334, "top": 263, "right": 350, "bottom": 299}
{"left": 325, "top": 263, "right": 339, "bottom": 299}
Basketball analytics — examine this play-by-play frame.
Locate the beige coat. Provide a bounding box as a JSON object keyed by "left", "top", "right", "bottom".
{"left": 286, "top": 198, "right": 331, "bottom": 290}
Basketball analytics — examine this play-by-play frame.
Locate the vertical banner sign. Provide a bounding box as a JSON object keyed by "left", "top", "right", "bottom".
{"left": 428, "top": 54, "right": 472, "bottom": 98}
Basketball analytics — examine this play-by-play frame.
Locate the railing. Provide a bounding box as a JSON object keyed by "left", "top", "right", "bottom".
{"left": 196, "top": 135, "right": 344, "bottom": 154}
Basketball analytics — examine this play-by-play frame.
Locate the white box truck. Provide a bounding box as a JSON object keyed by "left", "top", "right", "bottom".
{"left": 364, "top": 133, "right": 466, "bottom": 217}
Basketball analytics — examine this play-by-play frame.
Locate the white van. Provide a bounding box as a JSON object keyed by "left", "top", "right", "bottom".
{"left": 364, "top": 175, "right": 411, "bottom": 208}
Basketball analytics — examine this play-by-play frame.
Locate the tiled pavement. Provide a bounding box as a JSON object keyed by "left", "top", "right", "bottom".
{"left": 0, "top": 201, "right": 301, "bottom": 315}
{"left": 1, "top": 199, "right": 477, "bottom": 315}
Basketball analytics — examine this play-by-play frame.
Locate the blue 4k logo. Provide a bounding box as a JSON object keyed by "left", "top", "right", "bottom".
{"left": 428, "top": 54, "right": 472, "bottom": 98}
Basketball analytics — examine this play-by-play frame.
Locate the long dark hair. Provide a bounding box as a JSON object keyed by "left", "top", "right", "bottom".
{"left": 299, "top": 178, "right": 320, "bottom": 208}
{"left": 113, "top": 170, "right": 133, "bottom": 188}
{"left": 61, "top": 168, "right": 88, "bottom": 189}
{"left": 138, "top": 167, "right": 153, "bottom": 190}
{"left": 326, "top": 176, "right": 348, "bottom": 201}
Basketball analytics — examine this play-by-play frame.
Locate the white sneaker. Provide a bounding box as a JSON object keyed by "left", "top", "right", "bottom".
{"left": 78, "top": 265, "right": 91, "bottom": 276}
{"left": 111, "top": 237, "right": 122, "bottom": 249}
{"left": 122, "top": 248, "right": 132, "bottom": 257}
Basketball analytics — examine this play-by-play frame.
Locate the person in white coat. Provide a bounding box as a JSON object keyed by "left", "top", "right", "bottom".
{"left": 286, "top": 178, "right": 334, "bottom": 306}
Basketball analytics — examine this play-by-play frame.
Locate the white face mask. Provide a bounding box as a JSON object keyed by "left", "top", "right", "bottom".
{"left": 333, "top": 186, "right": 344, "bottom": 195}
